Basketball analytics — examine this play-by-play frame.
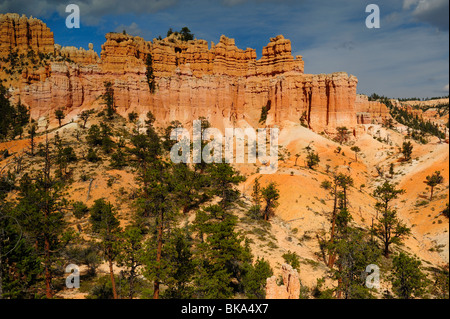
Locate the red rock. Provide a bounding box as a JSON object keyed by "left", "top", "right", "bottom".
{"left": 265, "top": 264, "right": 300, "bottom": 299}
{"left": 0, "top": 13, "right": 54, "bottom": 56}
{"left": 2, "top": 14, "right": 365, "bottom": 133}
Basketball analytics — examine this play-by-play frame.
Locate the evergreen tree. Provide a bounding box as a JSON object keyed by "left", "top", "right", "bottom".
{"left": 424, "top": 171, "right": 444, "bottom": 201}
{"left": 205, "top": 163, "right": 245, "bottom": 212}
{"left": 89, "top": 199, "right": 122, "bottom": 299}
{"left": 193, "top": 207, "right": 250, "bottom": 298}
{"left": 103, "top": 81, "right": 115, "bottom": 119}
{"left": 15, "top": 138, "right": 71, "bottom": 298}
{"left": 0, "top": 205, "right": 42, "bottom": 299}
{"left": 306, "top": 150, "right": 320, "bottom": 169}
{"left": 391, "top": 252, "right": 428, "bottom": 299}
{"left": 261, "top": 182, "right": 280, "bottom": 221}
{"left": 54, "top": 108, "right": 65, "bottom": 127}
{"left": 241, "top": 258, "right": 273, "bottom": 299}
{"left": 28, "top": 123, "right": 37, "bottom": 156}
{"left": 180, "top": 27, "right": 194, "bottom": 41}
{"left": 372, "top": 181, "right": 410, "bottom": 257}
{"left": 116, "top": 226, "right": 144, "bottom": 299}
{"left": 321, "top": 173, "right": 353, "bottom": 268}
{"left": 79, "top": 109, "right": 94, "bottom": 129}
{"left": 139, "top": 160, "right": 180, "bottom": 299}
{"left": 335, "top": 127, "right": 351, "bottom": 145}
{"left": 401, "top": 140, "right": 413, "bottom": 161}
{"left": 429, "top": 264, "right": 449, "bottom": 299}
{"left": 333, "top": 228, "right": 381, "bottom": 299}
{"left": 282, "top": 251, "right": 300, "bottom": 271}
{"left": 248, "top": 177, "right": 262, "bottom": 220}
{"left": 145, "top": 53, "right": 156, "bottom": 94}
{"left": 350, "top": 146, "right": 361, "bottom": 162}
{"left": 159, "top": 227, "right": 195, "bottom": 299}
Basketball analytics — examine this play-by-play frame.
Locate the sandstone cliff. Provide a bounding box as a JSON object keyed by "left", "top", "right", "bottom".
{"left": 265, "top": 264, "right": 300, "bottom": 299}
{"left": 0, "top": 13, "right": 54, "bottom": 56}
{"left": 3, "top": 13, "right": 361, "bottom": 133}
{"left": 355, "top": 94, "right": 391, "bottom": 125}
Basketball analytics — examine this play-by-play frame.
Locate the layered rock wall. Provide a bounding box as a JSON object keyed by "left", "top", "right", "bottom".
{"left": 0, "top": 13, "right": 54, "bottom": 56}
{"left": 3, "top": 14, "right": 362, "bottom": 133}
{"left": 355, "top": 94, "right": 390, "bottom": 124}
{"left": 265, "top": 264, "right": 300, "bottom": 299}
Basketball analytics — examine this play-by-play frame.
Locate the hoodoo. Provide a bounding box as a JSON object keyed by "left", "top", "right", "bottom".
{"left": 0, "top": 13, "right": 386, "bottom": 133}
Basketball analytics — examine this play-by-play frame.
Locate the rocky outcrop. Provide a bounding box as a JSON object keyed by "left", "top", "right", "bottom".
{"left": 355, "top": 94, "right": 391, "bottom": 124}
{"left": 57, "top": 44, "right": 100, "bottom": 65}
{"left": 3, "top": 13, "right": 361, "bottom": 133}
{"left": 265, "top": 264, "right": 300, "bottom": 299}
{"left": 0, "top": 13, "right": 54, "bottom": 56}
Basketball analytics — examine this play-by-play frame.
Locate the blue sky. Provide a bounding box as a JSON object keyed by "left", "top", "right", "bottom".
{"left": 1, "top": 0, "right": 448, "bottom": 99}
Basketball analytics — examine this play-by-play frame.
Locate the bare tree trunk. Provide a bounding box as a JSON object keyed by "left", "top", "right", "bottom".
{"left": 0, "top": 231, "right": 3, "bottom": 299}
{"left": 153, "top": 211, "right": 163, "bottom": 299}
{"left": 327, "top": 185, "right": 338, "bottom": 268}
{"left": 44, "top": 235, "right": 52, "bottom": 299}
{"left": 109, "top": 252, "right": 118, "bottom": 299}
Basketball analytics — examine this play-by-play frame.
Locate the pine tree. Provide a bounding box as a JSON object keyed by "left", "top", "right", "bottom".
{"left": 205, "top": 163, "right": 245, "bottom": 213}
{"left": 401, "top": 140, "right": 413, "bottom": 161}
{"left": 159, "top": 227, "right": 195, "bottom": 299}
{"left": 0, "top": 205, "right": 42, "bottom": 299}
{"left": 335, "top": 127, "right": 350, "bottom": 145}
{"left": 350, "top": 146, "right": 361, "bottom": 162}
{"left": 242, "top": 258, "right": 273, "bottom": 299}
{"left": 321, "top": 173, "right": 353, "bottom": 268}
{"left": 145, "top": 53, "right": 156, "bottom": 94}
{"left": 424, "top": 171, "right": 444, "bottom": 201}
{"left": 54, "top": 108, "right": 65, "bottom": 127}
{"left": 138, "top": 160, "right": 180, "bottom": 299}
{"left": 79, "top": 109, "right": 94, "bottom": 129}
{"left": 15, "top": 138, "right": 71, "bottom": 298}
{"left": 372, "top": 181, "right": 410, "bottom": 257}
{"left": 248, "top": 177, "right": 262, "bottom": 219}
{"left": 261, "top": 182, "right": 280, "bottom": 221}
{"left": 306, "top": 148, "right": 320, "bottom": 169}
{"left": 116, "top": 226, "right": 144, "bottom": 299}
{"left": 333, "top": 227, "right": 381, "bottom": 299}
{"left": 193, "top": 207, "right": 250, "bottom": 298}
{"left": 103, "top": 81, "right": 115, "bottom": 119}
{"left": 89, "top": 199, "right": 122, "bottom": 299}
{"left": 28, "top": 123, "right": 37, "bottom": 156}
{"left": 391, "top": 252, "right": 428, "bottom": 299}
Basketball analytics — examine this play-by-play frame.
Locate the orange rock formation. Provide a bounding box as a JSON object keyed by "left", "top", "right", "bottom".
{"left": 265, "top": 264, "right": 300, "bottom": 299}
{"left": 355, "top": 94, "right": 391, "bottom": 125}
{"left": 0, "top": 13, "right": 54, "bottom": 56}
{"left": 2, "top": 13, "right": 369, "bottom": 133}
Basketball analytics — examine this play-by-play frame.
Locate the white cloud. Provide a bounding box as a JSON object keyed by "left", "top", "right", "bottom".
{"left": 444, "top": 84, "right": 449, "bottom": 92}
{"left": 0, "top": 0, "right": 178, "bottom": 25}
{"left": 403, "top": 0, "right": 419, "bottom": 10}
{"left": 114, "top": 22, "right": 151, "bottom": 39}
{"left": 403, "top": 0, "right": 449, "bottom": 30}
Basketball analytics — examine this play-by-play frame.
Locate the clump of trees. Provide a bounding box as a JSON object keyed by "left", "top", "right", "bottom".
{"left": 369, "top": 93, "right": 447, "bottom": 143}
{"left": 401, "top": 140, "right": 413, "bottom": 162}
{"left": 0, "top": 84, "right": 30, "bottom": 140}
{"left": 247, "top": 177, "right": 280, "bottom": 222}
{"left": 259, "top": 100, "right": 271, "bottom": 124}
{"left": 145, "top": 53, "right": 156, "bottom": 94}
{"left": 167, "top": 27, "right": 194, "bottom": 41}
